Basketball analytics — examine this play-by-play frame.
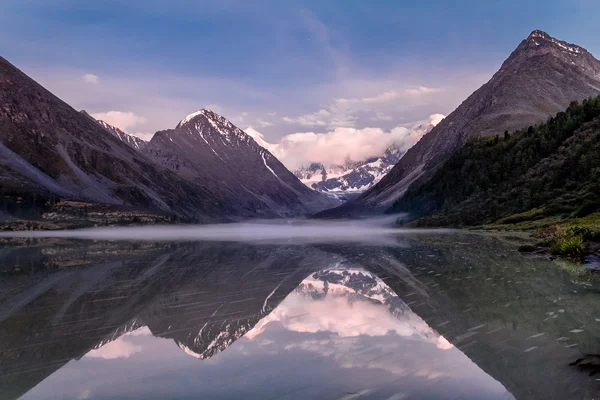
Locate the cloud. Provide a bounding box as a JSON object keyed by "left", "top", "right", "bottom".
{"left": 77, "top": 389, "right": 93, "bottom": 400}
{"left": 203, "top": 103, "right": 223, "bottom": 114}
{"left": 86, "top": 337, "right": 142, "bottom": 359}
{"left": 256, "top": 118, "right": 273, "bottom": 128}
{"left": 371, "top": 112, "right": 393, "bottom": 121}
{"left": 282, "top": 86, "right": 444, "bottom": 130}
{"left": 405, "top": 86, "right": 444, "bottom": 95}
{"left": 282, "top": 109, "right": 330, "bottom": 126}
{"left": 85, "top": 326, "right": 150, "bottom": 359}
{"left": 250, "top": 113, "right": 444, "bottom": 169}
{"left": 90, "top": 110, "right": 147, "bottom": 133}
{"left": 82, "top": 73, "right": 99, "bottom": 84}
{"left": 130, "top": 131, "right": 155, "bottom": 141}
{"left": 362, "top": 90, "right": 401, "bottom": 104}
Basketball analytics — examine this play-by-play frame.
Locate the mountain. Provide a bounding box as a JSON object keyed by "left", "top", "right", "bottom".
{"left": 390, "top": 97, "right": 600, "bottom": 226}
{"left": 293, "top": 145, "right": 404, "bottom": 200}
{"left": 81, "top": 112, "right": 148, "bottom": 151}
{"left": 142, "top": 109, "right": 338, "bottom": 217}
{"left": 293, "top": 116, "right": 441, "bottom": 200}
{"left": 0, "top": 56, "right": 238, "bottom": 220}
{"left": 317, "top": 30, "right": 600, "bottom": 217}
{"left": 0, "top": 56, "right": 335, "bottom": 221}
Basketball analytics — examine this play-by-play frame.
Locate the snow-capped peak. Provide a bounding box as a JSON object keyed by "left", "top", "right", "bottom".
{"left": 178, "top": 109, "right": 213, "bottom": 127}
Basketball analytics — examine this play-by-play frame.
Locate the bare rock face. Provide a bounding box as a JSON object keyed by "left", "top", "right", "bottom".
{"left": 0, "top": 56, "right": 233, "bottom": 220}
{"left": 318, "top": 30, "right": 600, "bottom": 217}
{"left": 81, "top": 112, "right": 148, "bottom": 151}
{"left": 143, "top": 109, "right": 338, "bottom": 218}
{"left": 0, "top": 57, "right": 335, "bottom": 220}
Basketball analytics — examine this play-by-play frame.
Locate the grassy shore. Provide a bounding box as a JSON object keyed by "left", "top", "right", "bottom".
{"left": 475, "top": 211, "right": 600, "bottom": 262}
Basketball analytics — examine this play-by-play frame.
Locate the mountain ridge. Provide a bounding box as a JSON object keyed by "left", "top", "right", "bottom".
{"left": 143, "top": 109, "right": 338, "bottom": 217}
{"left": 316, "top": 30, "right": 600, "bottom": 218}
{"left": 0, "top": 57, "right": 336, "bottom": 221}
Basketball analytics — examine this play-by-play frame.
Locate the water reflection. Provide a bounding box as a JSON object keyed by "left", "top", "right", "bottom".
{"left": 1, "top": 234, "right": 599, "bottom": 399}
{"left": 17, "top": 266, "right": 512, "bottom": 400}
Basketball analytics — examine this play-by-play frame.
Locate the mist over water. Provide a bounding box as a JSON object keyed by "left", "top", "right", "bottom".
{"left": 0, "top": 215, "right": 452, "bottom": 244}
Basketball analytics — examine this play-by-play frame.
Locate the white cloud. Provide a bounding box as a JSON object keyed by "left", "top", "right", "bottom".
{"left": 90, "top": 110, "right": 147, "bottom": 133}
{"left": 282, "top": 109, "right": 330, "bottom": 126}
{"left": 86, "top": 337, "right": 142, "bottom": 359}
{"left": 250, "top": 113, "right": 444, "bottom": 169}
{"left": 362, "top": 90, "right": 401, "bottom": 104}
{"left": 203, "top": 103, "right": 223, "bottom": 114}
{"left": 256, "top": 118, "right": 273, "bottom": 128}
{"left": 283, "top": 86, "right": 444, "bottom": 130}
{"left": 371, "top": 111, "right": 393, "bottom": 121}
{"left": 77, "top": 389, "right": 93, "bottom": 400}
{"left": 82, "top": 73, "right": 99, "bottom": 84}
{"left": 405, "top": 86, "right": 444, "bottom": 95}
{"left": 129, "top": 131, "right": 155, "bottom": 141}
{"left": 85, "top": 326, "right": 150, "bottom": 359}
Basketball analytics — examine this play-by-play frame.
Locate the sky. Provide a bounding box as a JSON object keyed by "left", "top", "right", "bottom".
{"left": 2, "top": 0, "right": 599, "bottom": 167}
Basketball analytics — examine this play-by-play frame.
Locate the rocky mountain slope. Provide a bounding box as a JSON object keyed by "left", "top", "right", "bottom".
{"left": 0, "top": 56, "right": 237, "bottom": 220}
{"left": 0, "top": 56, "right": 335, "bottom": 220}
{"left": 81, "top": 111, "right": 148, "bottom": 151}
{"left": 143, "top": 109, "right": 338, "bottom": 217}
{"left": 391, "top": 96, "right": 600, "bottom": 226}
{"left": 317, "top": 30, "right": 600, "bottom": 217}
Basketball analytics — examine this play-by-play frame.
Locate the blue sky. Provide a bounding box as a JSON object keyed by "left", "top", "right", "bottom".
{"left": 2, "top": 0, "right": 599, "bottom": 166}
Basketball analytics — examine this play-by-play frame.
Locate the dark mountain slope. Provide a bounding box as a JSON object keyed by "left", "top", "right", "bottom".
{"left": 391, "top": 97, "right": 600, "bottom": 226}
{"left": 317, "top": 30, "right": 600, "bottom": 218}
{"left": 80, "top": 111, "right": 148, "bottom": 151}
{"left": 0, "top": 56, "right": 334, "bottom": 221}
{"left": 143, "top": 109, "right": 338, "bottom": 217}
{"left": 0, "top": 56, "right": 239, "bottom": 220}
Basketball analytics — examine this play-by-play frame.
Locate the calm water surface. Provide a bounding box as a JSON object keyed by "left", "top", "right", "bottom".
{"left": 1, "top": 224, "right": 599, "bottom": 399}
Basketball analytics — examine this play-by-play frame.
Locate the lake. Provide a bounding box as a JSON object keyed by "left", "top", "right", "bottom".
{"left": 1, "top": 220, "right": 599, "bottom": 399}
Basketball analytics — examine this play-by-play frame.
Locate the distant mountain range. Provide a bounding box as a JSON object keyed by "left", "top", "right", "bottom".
{"left": 292, "top": 144, "right": 405, "bottom": 200}
{"left": 244, "top": 118, "right": 440, "bottom": 200}
{"left": 0, "top": 57, "right": 337, "bottom": 222}
{"left": 292, "top": 119, "right": 439, "bottom": 199}
{"left": 317, "top": 30, "right": 600, "bottom": 218}
{"left": 2, "top": 29, "right": 599, "bottom": 224}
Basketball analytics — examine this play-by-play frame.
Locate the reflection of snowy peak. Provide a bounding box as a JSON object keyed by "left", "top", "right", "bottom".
{"left": 173, "top": 319, "right": 260, "bottom": 360}
{"left": 296, "top": 267, "right": 410, "bottom": 317}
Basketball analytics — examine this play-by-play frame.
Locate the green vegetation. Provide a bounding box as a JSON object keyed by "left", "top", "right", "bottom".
{"left": 391, "top": 96, "right": 600, "bottom": 228}
{"left": 547, "top": 232, "right": 584, "bottom": 258}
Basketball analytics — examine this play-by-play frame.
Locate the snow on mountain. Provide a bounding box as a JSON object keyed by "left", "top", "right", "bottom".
{"left": 293, "top": 120, "right": 439, "bottom": 198}
{"left": 143, "top": 109, "right": 338, "bottom": 218}
{"left": 94, "top": 117, "right": 148, "bottom": 151}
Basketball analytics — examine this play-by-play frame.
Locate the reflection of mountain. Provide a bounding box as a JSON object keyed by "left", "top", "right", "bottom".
{"left": 2, "top": 235, "right": 600, "bottom": 400}
{"left": 0, "top": 242, "right": 333, "bottom": 400}
{"left": 296, "top": 267, "right": 410, "bottom": 318}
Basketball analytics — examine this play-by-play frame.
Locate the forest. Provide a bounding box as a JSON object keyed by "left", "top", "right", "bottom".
{"left": 390, "top": 96, "right": 600, "bottom": 227}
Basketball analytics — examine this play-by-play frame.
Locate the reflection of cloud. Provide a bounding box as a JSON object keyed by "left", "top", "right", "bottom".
{"left": 436, "top": 336, "right": 453, "bottom": 350}
{"left": 77, "top": 389, "right": 92, "bottom": 399}
{"left": 246, "top": 269, "right": 453, "bottom": 352}
{"left": 85, "top": 327, "right": 150, "bottom": 359}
